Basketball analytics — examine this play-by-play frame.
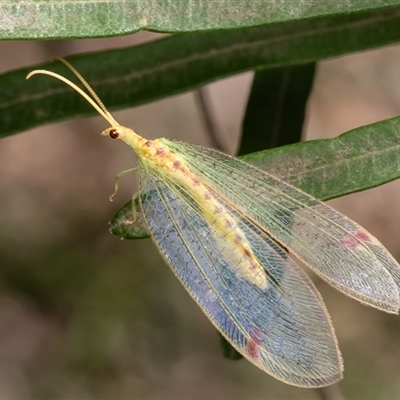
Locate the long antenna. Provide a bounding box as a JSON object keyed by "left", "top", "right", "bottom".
{"left": 26, "top": 57, "right": 120, "bottom": 128}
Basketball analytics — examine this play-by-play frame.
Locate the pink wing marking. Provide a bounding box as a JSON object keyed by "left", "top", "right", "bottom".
{"left": 245, "top": 328, "right": 264, "bottom": 360}
{"left": 354, "top": 231, "right": 372, "bottom": 242}
{"left": 340, "top": 230, "right": 372, "bottom": 248}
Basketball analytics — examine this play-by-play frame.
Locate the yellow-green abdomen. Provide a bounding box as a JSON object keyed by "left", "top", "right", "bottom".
{"left": 139, "top": 138, "right": 269, "bottom": 290}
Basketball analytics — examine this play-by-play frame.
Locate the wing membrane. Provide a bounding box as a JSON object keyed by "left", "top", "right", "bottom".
{"left": 164, "top": 140, "right": 400, "bottom": 313}
{"left": 139, "top": 168, "right": 342, "bottom": 387}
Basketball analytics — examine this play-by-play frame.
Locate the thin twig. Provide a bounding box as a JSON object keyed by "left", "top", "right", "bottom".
{"left": 194, "top": 86, "right": 226, "bottom": 151}
{"left": 316, "top": 385, "right": 346, "bottom": 400}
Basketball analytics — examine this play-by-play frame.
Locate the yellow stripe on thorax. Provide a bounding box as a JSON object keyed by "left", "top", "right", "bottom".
{"left": 139, "top": 138, "right": 268, "bottom": 290}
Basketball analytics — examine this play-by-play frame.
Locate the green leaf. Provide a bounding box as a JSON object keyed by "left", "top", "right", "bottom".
{"left": 111, "top": 116, "right": 400, "bottom": 240}
{"left": 3, "top": 7, "right": 400, "bottom": 139}
{"left": 110, "top": 198, "right": 151, "bottom": 240}
{"left": 239, "top": 64, "right": 315, "bottom": 155}
{"left": 1, "top": 0, "right": 399, "bottom": 39}
{"left": 242, "top": 116, "right": 400, "bottom": 200}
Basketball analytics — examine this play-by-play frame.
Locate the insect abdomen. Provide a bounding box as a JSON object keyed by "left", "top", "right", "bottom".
{"left": 142, "top": 139, "right": 268, "bottom": 290}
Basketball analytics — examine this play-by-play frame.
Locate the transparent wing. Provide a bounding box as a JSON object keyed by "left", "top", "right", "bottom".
{"left": 139, "top": 168, "right": 342, "bottom": 387}
{"left": 164, "top": 140, "right": 400, "bottom": 313}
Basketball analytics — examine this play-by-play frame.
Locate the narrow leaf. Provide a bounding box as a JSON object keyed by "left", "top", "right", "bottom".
{"left": 239, "top": 64, "right": 315, "bottom": 155}
{"left": 2, "top": 8, "right": 400, "bottom": 138}
{"left": 1, "top": 1, "right": 399, "bottom": 39}
{"left": 111, "top": 116, "right": 400, "bottom": 239}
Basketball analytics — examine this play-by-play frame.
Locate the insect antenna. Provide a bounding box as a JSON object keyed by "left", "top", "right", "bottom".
{"left": 26, "top": 56, "right": 119, "bottom": 128}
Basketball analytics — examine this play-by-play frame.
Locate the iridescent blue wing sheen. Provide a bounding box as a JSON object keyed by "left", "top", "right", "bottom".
{"left": 164, "top": 140, "right": 400, "bottom": 313}
{"left": 139, "top": 169, "right": 342, "bottom": 387}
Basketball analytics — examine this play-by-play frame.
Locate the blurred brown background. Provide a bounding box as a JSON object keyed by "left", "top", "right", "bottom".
{"left": 0, "top": 35, "right": 400, "bottom": 399}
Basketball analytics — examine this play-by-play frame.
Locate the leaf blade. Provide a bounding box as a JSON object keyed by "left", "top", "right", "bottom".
{"left": 1, "top": 0, "right": 400, "bottom": 39}
{"left": 4, "top": 7, "right": 400, "bottom": 138}
{"left": 111, "top": 117, "right": 400, "bottom": 239}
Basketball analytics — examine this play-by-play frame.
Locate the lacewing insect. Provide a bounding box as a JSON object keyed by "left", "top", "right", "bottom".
{"left": 27, "top": 57, "right": 400, "bottom": 388}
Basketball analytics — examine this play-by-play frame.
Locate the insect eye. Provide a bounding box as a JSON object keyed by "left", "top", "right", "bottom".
{"left": 109, "top": 129, "right": 119, "bottom": 139}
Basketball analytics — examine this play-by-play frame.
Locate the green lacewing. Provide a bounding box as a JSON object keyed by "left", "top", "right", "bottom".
{"left": 27, "top": 57, "right": 400, "bottom": 388}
